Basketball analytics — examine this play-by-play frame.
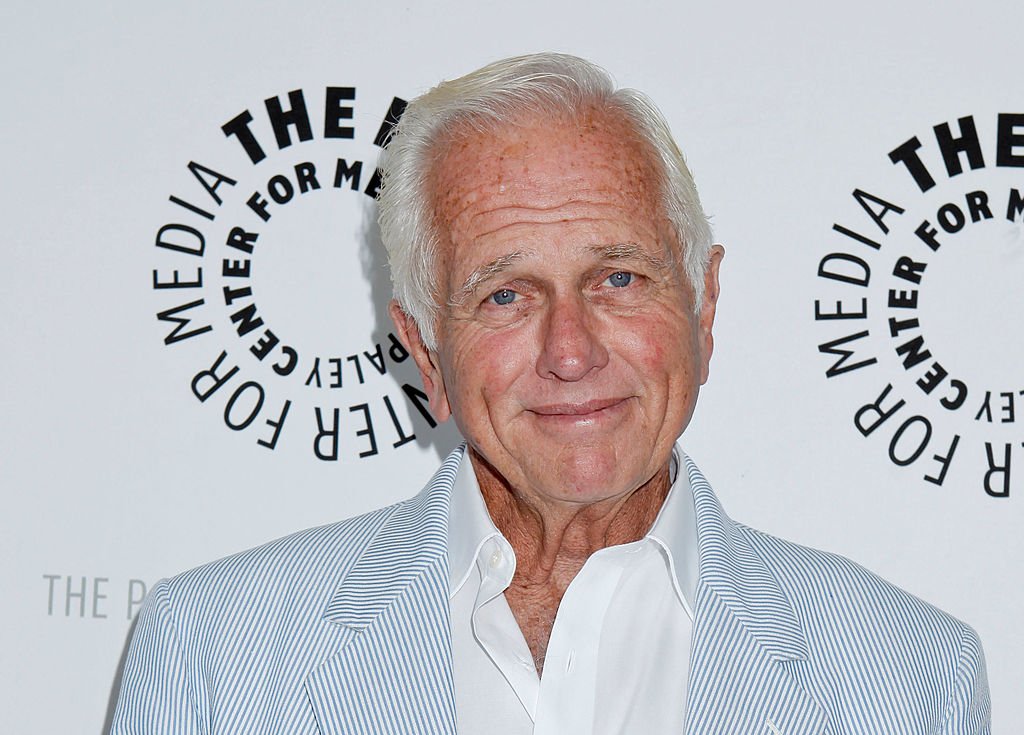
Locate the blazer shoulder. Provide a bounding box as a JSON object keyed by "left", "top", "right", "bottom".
{"left": 113, "top": 501, "right": 412, "bottom": 733}
{"left": 155, "top": 500, "right": 403, "bottom": 632}
{"left": 738, "top": 523, "right": 987, "bottom": 715}
{"left": 148, "top": 447, "right": 464, "bottom": 639}
{"left": 740, "top": 522, "right": 976, "bottom": 642}
{"left": 739, "top": 523, "right": 989, "bottom": 727}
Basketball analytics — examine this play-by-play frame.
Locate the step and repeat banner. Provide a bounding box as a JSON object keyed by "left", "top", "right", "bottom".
{"left": 3, "top": 2, "right": 1020, "bottom": 731}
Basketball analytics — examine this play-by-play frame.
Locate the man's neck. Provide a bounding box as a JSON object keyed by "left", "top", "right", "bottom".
{"left": 469, "top": 448, "right": 672, "bottom": 673}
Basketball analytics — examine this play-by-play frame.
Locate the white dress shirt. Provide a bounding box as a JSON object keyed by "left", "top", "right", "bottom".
{"left": 448, "top": 446, "right": 698, "bottom": 734}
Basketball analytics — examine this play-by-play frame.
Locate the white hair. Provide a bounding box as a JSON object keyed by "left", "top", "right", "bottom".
{"left": 377, "top": 52, "right": 713, "bottom": 349}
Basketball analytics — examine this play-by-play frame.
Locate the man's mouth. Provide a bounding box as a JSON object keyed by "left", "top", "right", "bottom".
{"left": 529, "top": 397, "right": 629, "bottom": 418}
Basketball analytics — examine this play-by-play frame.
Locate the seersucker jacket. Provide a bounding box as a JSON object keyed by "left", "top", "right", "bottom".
{"left": 109, "top": 445, "right": 991, "bottom": 734}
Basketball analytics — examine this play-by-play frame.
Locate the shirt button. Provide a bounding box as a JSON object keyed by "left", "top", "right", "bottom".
{"left": 489, "top": 549, "right": 502, "bottom": 568}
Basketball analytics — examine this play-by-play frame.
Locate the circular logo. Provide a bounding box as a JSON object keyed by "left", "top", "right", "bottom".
{"left": 814, "top": 111, "right": 1023, "bottom": 497}
{"left": 151, "top": 86, "right": 439, "bottom": 461}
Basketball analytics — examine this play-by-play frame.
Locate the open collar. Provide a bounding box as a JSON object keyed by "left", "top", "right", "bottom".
{"left": 307, "top": 444, "right": 824, "bottom": 734}
{"left": 446, "top": 443, "right": 701, "bottom": 612}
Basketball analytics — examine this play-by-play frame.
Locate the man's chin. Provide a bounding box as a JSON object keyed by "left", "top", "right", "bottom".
{"left": 525, "top": 444, "right": 656, "bottom": 503}
{"left": 468, "top": 429, "right": 664, "bottom": 505}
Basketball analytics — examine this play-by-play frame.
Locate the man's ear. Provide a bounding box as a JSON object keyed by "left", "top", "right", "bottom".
{"left": 697, "top": 244, "right": 725, "bottom": 385}
{"left": 389, "top": 300, "right": 452, "bottom": 423}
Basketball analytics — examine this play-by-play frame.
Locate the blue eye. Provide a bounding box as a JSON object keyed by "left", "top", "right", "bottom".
{"left": 606, "top": 271, "right": 633, "bottom": 287}
{"left": 491, "top": 288, "right": 517, "bottom": 305}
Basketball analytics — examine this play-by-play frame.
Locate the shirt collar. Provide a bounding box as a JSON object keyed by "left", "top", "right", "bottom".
{"left": 446, "top": 444, "right": 698, "bottom": 611}
{"left": 447, "top": 446, "right": 501, "bottom": 598}
{"left": 646, "top": 449, "right": 699, "bottom": 617}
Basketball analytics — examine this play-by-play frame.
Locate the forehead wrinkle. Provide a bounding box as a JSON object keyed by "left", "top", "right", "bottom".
{"left": 470, "top": 212, "right": 617, "bottom": 243}
{"left": 448, "top": 250, "right": 531, "bottom": 307}
{"left": 452, "top": 188, "right": 632, "bottom": 234}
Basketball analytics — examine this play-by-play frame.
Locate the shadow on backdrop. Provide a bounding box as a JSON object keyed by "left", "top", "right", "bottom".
{"left": 101, "top": 614, "right": 138, "bottom": 734}
{"left": 359, "top": 198, "right": 462, "bottom": 466}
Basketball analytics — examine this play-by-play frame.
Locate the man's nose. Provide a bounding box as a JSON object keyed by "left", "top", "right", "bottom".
{"left": 535, "top": 294, "right": 609, "bottom": 381}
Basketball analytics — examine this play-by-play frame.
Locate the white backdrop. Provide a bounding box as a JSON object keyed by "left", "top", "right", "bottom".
{"left": 2, "top": 2, "right": 1021, "bottom": 731}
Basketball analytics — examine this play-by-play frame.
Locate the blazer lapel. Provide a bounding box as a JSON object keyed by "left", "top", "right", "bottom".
{"left": 682, "top": 456, "right": 828, "bottom": 735}
{"left": 304, "top": 450, "right": 462, "bottom": 735}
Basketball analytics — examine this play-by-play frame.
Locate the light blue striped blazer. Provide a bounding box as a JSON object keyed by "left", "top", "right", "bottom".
{"left": 110, "top": 447, "right": 991, "bottom": 734}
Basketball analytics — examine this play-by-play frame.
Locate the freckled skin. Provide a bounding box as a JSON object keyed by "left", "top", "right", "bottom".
{"left": 390, "top": 109, "right": 724, "bottom": 670}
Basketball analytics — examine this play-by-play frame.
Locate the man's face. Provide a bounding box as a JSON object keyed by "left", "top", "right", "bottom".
{"left": 393, "top": 111, "right": 723, "bottom": 508}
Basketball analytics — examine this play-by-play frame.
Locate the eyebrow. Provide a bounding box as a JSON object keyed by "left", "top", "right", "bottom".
{"left": 588, "top": 242, "right": 675, "bottom": 273}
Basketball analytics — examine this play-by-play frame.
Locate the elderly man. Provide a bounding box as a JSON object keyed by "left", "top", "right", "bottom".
{"left": 110, "top": 54, "right": 990, "bottom": 734}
